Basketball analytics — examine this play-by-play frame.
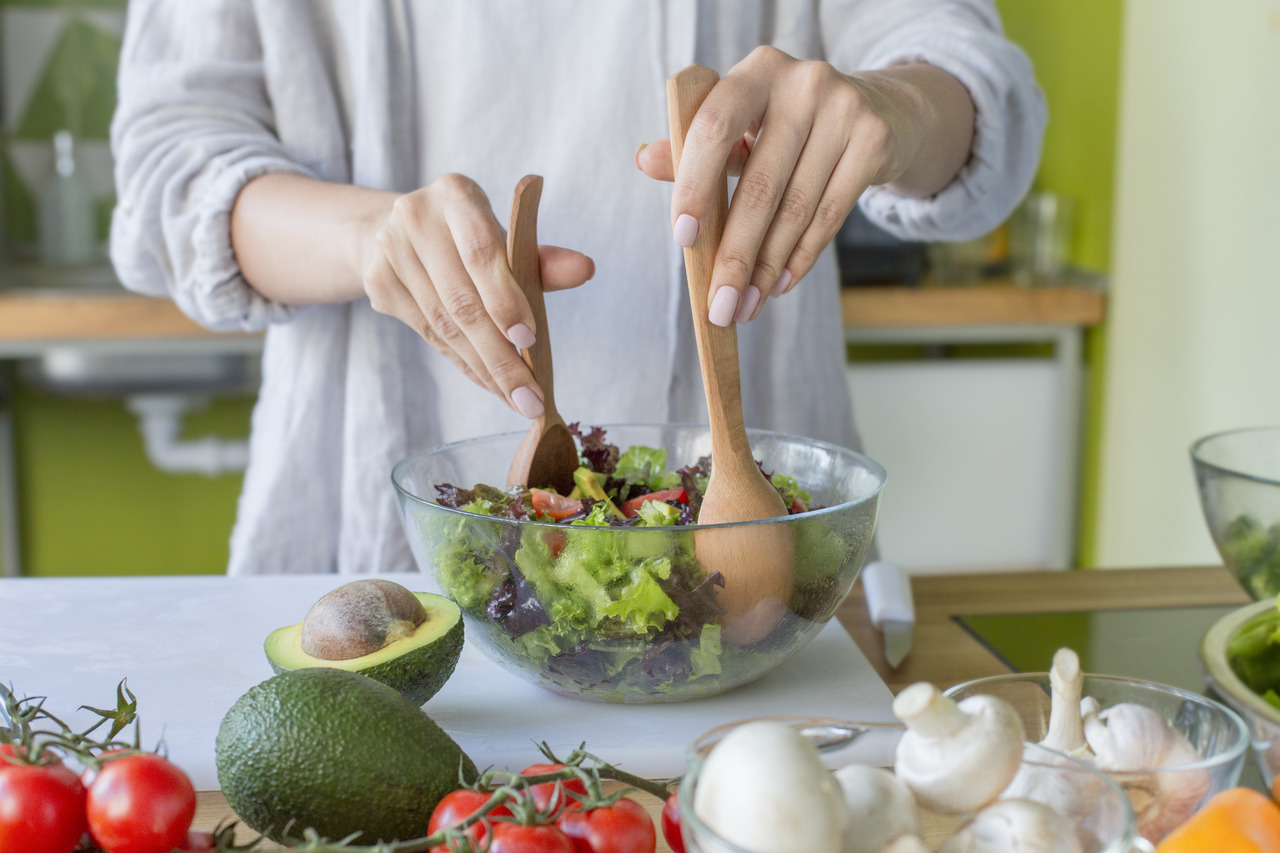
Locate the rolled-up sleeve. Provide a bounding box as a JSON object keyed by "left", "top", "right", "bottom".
{"left": 822, "top": 0, "right": 1047, "bottom": 242}
{"left": 110, "top": 0, "right": 315, "bottom": 332}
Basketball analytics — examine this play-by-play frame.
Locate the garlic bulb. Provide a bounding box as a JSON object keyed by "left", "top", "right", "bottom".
{"left": 937, "top": 798, "right": 1082, "bottom": 853}
{"left": 1081, "top": 699, "right": 1211, "bottom": 842}
{"left": 834, "top": 764, "right": 922, "bottom": 853}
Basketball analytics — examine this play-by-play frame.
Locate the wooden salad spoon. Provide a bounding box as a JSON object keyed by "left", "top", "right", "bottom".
{"left": 667, "top": 65, "right": 795, "bottom": 644}
{"left": 505, "top": 175, "right": 579, "bottom": 497}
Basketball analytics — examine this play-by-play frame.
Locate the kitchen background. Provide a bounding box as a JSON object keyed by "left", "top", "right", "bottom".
{"left": 0, "top": 0, "right": 1275, "bottom": 578}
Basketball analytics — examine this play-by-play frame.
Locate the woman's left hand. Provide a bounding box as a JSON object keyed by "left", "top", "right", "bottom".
{"left": 637, "top": 46, "right": 973, "bottom": 325}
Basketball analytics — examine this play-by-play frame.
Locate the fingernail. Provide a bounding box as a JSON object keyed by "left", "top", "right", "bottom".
{"left": 672, "top": 214, "right": 699, "bottom": 248}
{"left": 635, "top": 143, "right": 647, "bottom": 169}
{"left": 770, "top": 268, "right": 793, "bottom": 298}
{"left": 512, "top": 386, "right": 544, "bottom": 419}
{"left": 734, "top": 286, "right": 762, "bottom": 324}
{"left": 708, "top": 287, "right": 739, "bottom": 327}
{"left": 506, "top": 323, "right": 536, "bottom": 350}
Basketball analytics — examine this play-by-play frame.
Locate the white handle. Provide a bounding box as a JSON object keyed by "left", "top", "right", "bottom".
{"left": 862, "top": 561, "right": 914, "bottom": 626}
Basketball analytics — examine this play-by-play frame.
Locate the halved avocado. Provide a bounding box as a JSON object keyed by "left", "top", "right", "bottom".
{"left": 264, "top": 591, "right": 463, "bottom": 705}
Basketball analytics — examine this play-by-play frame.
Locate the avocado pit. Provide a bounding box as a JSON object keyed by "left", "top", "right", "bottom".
{"left": 300, "top": 578, "right": 429, "bottom": 660}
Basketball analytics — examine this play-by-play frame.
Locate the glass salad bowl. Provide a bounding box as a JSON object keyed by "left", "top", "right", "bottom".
{"left": 1191, "top": 426, "right": 1280, "bottom": 599}
{"left": 391, "top": 424, "right": 884, "bottom": 703}
{"left": 944, "top": 673, "right": 1247, "bottom": 844}
{"left": 679, "top": 716, "right": 1137, "bottom": 853}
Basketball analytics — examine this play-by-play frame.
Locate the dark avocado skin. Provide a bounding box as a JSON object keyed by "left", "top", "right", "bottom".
{"left": 265, "top": 592, "right": 464, "bottom": 705}
{"left": 216, "top": 667, "right": 478, "bottom": 844}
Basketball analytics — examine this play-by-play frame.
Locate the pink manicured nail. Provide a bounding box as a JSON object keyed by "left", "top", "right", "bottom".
{"left": 507, "top": 323, "right": 536, "bottom": 350}
{"left": 708, "top": 287, "right": 739, "bottom": 327}
{"left": 770, "top": 268, "right": 793, "bottom": 298}
{"left": 734, "top": 286, "right": 762, "bottom": 324}
{"left": 672, "top": 214, "right": 699, "bottom": 248}
{"left": 512, "top": 386, "right": 544, "bottom": 419}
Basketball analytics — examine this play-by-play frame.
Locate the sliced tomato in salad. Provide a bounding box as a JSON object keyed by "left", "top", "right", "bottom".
{"left": 618, "top": 488, "right": 687, "bottom": 518}
{"left": 531, "top": 489, "right": 584, "bottom": 521}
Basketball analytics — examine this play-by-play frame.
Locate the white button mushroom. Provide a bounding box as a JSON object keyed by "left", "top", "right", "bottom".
{"left": 833, "top": 763, "right": 922, "bottom": 853}
{"left": 936, "top": 798, "right": 1083, "bottom": 853}
{"left": 693, "top": 720, "right": 846, "bottom": 853}
{"left": 893, "top": 682, "right": 1026, "bottom": 814}
{"left": 1004, "top": 648, "right": 1102, "bottom": 817}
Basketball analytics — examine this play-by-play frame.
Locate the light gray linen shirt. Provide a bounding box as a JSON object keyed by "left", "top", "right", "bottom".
{"left": 110, "top": 0, "right": 1045, "bottom": 575}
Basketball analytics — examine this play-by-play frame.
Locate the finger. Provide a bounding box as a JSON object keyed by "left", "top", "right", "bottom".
{"left": 777, "top": 144, "right": 876, "bottom": 301}
{"left": 425, "top": 203, "right": 548, "bottom": 417}
{"left": 743, "top": 109, "right": 852, "bottom": 318}
{"left": 638, "top": 135, "right": 752, "bottom": 182}
{"left": 539, "top": 245, "right": 595, "bottom": 291}
{"left": 669, "top": 67, "right": 772, "bottom": 247}
{"left": 423, "top": 177, "right": 538, "bottom": 346}
{"left": 366, "top": 246, "right": 494, "bottom": 394}
{"left": 376, "top": 227, "right": 501, "bottom": 397}
{"left": 708, "top": 106, "right": 814, "bottom": 326}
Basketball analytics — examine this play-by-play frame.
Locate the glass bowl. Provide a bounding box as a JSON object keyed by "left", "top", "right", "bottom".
{"left": 679, "top": 716, "right": 1137, "bottom": 853}
{"left": 1200, "top": 599, "right": 1280, "bottom": 792}
{"left": 391, "top": 424, "right": 884, "bottom": 703}
{"left": 945, "top": 673, "right": 1248, "bottom": 844}
{"left": 1190, "top": 426, "right": 1280, "bottom": 599}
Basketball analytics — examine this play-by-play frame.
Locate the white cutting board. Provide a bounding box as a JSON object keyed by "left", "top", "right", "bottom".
{"left": 0, "top": 575, "right": 895, "bottom": 789}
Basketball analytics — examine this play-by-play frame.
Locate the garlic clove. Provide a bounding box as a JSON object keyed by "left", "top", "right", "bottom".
{"left": 1042, "top": 647, "right": 1092, "bottom": 759}
{"left": 834, "top": 764, "right": 922, "bottom": 853}
{"left": 893, "top": 682, "right": 1025, "bottom": 814}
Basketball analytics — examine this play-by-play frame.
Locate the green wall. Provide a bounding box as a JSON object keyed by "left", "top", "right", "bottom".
{"left": 998, "top": 0, "right": 1123, "bottom": 568}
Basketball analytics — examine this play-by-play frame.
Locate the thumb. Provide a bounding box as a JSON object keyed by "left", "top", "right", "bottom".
{"left": 539, "top": 246, "right": 595, "bottom": 291}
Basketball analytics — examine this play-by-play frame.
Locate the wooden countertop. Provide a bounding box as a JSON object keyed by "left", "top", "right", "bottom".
{"left": 0, "top": 279, "right": 1105, "bottom": 342}
{"left": 192, "top": 565, "right": 1247, "bottom": 850}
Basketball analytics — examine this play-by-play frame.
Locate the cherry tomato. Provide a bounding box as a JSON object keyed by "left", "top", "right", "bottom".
{"left": 488, "top": 821, "right": 575, "bottom": 853}
{"left": 520, "top": 763, "right": 589, "bottom": 814}
{"left": 618, "top": 488, "right": 687, "bottom": 517}
{"left": 86, "top": 753, "right": 196, "bottom": 853}
{"left": 531, "top": 489, "right": 584, "bottom": 521}
{"left": 556, "top": 796, "right": 656, "bottom": 853}
{"left": 0, "top": 750, "right": 88, "bottom": 853}
{"left": 660, "top": 792, "right": 685, "bottom": 853}
{"left": 429, "top": 787, "right": 512, "bottom": 848}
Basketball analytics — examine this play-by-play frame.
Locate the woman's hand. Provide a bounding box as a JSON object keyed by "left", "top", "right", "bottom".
{"left": 637, "top": 47, "right": 974, "bottom": 325}
{"left": 231, "top": 172, "right": 594, "bottom": 418}
{"left": 360, "top": 174, "right": 594, "bottom": 416}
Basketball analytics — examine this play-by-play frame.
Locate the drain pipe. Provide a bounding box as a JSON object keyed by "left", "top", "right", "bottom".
{"left": 125, "top": 394, "right": 249, "bottom": 477}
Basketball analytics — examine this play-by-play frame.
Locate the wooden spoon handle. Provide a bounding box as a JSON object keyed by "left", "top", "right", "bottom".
{"left": 507, "top": 174, "right": 558, "bottom": 419}
{"left": 667, "top": 66, "right": 747, "bottom": 455}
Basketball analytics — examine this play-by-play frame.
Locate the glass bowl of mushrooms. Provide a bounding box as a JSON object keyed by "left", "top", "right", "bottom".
{"left": 677, "top": 692, "right": 1139, "bottom": 853}
{"left": 944, "top": 649, "right": 1249, "bottom": 846}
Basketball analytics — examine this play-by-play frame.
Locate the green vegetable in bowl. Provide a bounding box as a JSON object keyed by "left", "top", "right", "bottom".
{"left": 426, "top": 425, "right": 839, "bottom": 701}
{"left": 1226, "top": 595, "right": 1280, "bottom": 711}
{"left": 1222, "top": 515, "right": 1280, "bottom": 600}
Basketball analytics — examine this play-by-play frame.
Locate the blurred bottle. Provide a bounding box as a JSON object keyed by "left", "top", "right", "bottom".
{"left": 38, "top": 130, "right": 97, "bottom": 265}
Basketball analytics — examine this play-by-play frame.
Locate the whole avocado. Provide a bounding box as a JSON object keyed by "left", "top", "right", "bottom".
{"left": 216, "top": 667, "right": 477, "bottom": 843}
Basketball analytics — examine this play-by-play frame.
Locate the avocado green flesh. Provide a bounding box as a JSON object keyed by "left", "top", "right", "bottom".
{"left": 216, "top": 667, "right": 478, "bottom": 844}
{"left": 264, "top": 592, "right": 463, "bottom": 705}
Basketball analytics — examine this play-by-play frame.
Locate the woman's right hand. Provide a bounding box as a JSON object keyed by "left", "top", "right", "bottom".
{"left": 360, "top": 173, "right": 595, "bottom": 418}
